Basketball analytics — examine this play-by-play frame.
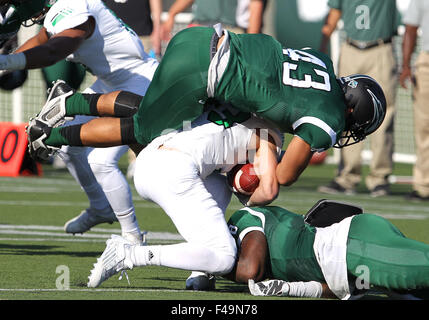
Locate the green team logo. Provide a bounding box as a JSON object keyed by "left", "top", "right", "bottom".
{"left": 51, "top": 7, "right": 73, "bottom": 26}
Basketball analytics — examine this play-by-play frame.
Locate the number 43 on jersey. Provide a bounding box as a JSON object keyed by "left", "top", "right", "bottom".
{"left": 282, "top": 48, "right": 331, "bottom": 92}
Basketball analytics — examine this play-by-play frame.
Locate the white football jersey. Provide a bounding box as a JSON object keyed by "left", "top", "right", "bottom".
{"left": 44, "top": 0, "right": 156, "bottom": 87}
{"left": 147, "top": 107, "right": 284, "bottom": 179}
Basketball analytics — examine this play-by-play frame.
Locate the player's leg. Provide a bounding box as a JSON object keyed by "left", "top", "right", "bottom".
{"left": 132, "top": 149, "right": 237, "bottom": 274}
{"left": 346, "top": 214, "right": 429, "bottom": 291}
{"left": 185, "top": 171, "right": 233, "bottom": 290}
{"left": 88, "top": 145, "right": 142, "bottom": 243}
{"left": 58, "top": 145, "right": 112, "bottom": 213}
{"left": 57, "top": 116, "right": 117, "bottom": 234}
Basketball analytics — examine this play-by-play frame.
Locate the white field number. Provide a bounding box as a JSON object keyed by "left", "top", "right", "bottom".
{"left": 282, "top": 48, "right": 331, "bottom": 92}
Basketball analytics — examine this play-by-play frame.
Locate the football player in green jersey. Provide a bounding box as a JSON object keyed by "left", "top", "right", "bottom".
{"left": 26, "top": 25, "right": 386, "bottom": 188}
{"left": 226, "top": 204, "right": 429, "bottom": 300}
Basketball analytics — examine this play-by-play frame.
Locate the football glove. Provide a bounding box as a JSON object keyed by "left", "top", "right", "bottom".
{"left": 248, "top": 279, "right": 323, "bottom": 298}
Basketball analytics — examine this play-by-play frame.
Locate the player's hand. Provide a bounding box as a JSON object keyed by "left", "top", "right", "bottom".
{"left": 248, "top": 279, "right": 289, "bottom": 296}
{"left": 400, "top": 65, "right": 413, "bottom": 89}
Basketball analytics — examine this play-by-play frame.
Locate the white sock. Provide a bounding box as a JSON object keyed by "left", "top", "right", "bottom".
{"left": 130, "top": 243, "right": 235, "bottom": 275}
{"left": 91, "top": 164, "right": 140, "bottom": 233}
{"left": 116, "top": 209, "right": 141, "bottom": 235}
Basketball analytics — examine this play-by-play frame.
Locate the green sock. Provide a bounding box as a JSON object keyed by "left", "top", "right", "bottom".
{"left": 45, "top": 128, "right": 69, "bottom": 147}
{"left": 65, "top": 93, "right": 101, "bottom": 116}
{"left": 45, "top": 125, "right": 83, "bottom": 147}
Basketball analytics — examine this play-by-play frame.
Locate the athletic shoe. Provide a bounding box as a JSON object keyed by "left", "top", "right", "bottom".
{"left": 64, "top": 207, "right": 118, "bottom": 234}
{"left": 87, "top": 234, "right": 134, "bottom": 288}
{"left": 370, "top": 184, "right": 390, "bottom": 197}
{"left": 317, "top": 181, "right": 356, "bottom": 195}
{"left": 26, "top": 118, "right": 58, "bottom": 162}
{"left": 185, "top": 271, "right": 216, "bottom": 291}
{"left": 37, "top": 80, "right": 75, "bottom": 128}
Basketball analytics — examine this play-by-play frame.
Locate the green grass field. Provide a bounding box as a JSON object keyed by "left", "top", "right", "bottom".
{"left": 0, "top": 158, "right": 428, "bottom": 303}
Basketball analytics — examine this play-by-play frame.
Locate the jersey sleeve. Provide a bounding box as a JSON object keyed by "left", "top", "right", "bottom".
{"left": 402, "top": 0, "right": 422, "bottom": 26}
{"left": 293, "top": 120, "right": 337, "bottom": 152}
{"left": 227, "top": 208, "right": 265, "bottom": 247}
{"left": 44, "top": 0, "right": 90, "bottom": 34}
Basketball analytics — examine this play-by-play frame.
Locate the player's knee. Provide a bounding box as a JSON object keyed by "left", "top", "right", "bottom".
{"left": 212, "top": 252, "right": 236, "bottom": 276}
{"left": 89, "top": 162, "right": 115, "bottom": 177}
{"left": 114, "top": 91, "right": 142, "bottom": 117}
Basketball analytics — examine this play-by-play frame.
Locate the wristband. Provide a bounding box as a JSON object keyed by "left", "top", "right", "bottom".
{"left": 0, "top": 52, "right": 26, "bottom": 71}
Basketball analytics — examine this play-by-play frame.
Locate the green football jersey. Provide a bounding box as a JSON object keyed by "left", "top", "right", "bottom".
{"left": 133, "top": 27, "right": 346, "bottom": 149}
{"left": 227, "top": 206, "right": 324, "bottom": 282}
{"left": 217, "top": 32, "right": 347, "bottom": 151}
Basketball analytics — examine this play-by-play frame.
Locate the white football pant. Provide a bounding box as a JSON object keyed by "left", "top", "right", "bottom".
{"left": 133, "top": 149, "right": 236, "bottom": 275}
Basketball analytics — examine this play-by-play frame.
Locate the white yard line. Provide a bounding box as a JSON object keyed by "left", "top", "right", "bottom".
{"left": 0, "top": 224, "right": 184, "bottom": 242}
{"left": 0, "top": 288, "right": 185, "bottom": 293}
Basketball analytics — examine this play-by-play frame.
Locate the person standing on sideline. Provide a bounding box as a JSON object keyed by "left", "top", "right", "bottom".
{"left": 161, "top": 0, "right": 267, "bottom": 40}
{"left": 400, "top": 0, "right": 429, "bottom": 201}
{"left": 318, "top": 0, "right": 399, "bottom": 197}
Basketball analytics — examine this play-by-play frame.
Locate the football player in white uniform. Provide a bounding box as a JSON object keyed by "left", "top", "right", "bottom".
{"left": 86, "top": 105, "right": 283, "bottom": 288}
{"left": 0, "top": 0, "right": 159, "bottom": 244}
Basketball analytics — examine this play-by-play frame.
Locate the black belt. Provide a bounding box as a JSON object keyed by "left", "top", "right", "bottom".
{"left": 346, "top": 38, "right": 392, "bottom": 50}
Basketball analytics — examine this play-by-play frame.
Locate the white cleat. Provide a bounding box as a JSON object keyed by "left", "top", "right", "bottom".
{"left": 88, "top": 235, "right": 134, "bottom": 288}
{"left": 64, "top": 207, "right": 118, "bottom": 234}
{"left": 37, "top": 80, "right": 75, "bottom": 128}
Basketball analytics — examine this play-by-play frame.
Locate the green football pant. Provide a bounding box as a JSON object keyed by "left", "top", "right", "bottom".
{"left": 132, "top": 27, "right": 214, "bottom": 145}
{"left": 346, "top": 214, "right": 429, "bottom": 291}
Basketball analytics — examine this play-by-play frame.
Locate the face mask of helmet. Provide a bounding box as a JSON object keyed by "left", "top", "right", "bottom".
{"left": 5, "top": 0, "right": 53, "bottom": 26}
{"left": 334, "top": 74, "right": 387, "bottom": 148}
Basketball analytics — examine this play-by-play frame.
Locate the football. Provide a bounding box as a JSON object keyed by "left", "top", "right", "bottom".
{"left": 309, "top": 151, "right": 327, "bottom": 165}
{"left": 228, "top": 163, "right": 260, "bottom": 195}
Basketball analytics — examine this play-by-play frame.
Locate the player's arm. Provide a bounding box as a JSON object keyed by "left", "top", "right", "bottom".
{"left": 2, "top": 17, "right": 94, "bottom": 71}
{"left": 247, "top": 0, "right": 265, "bottom": 34}
{"left": 223, "top": 230, "right": 268, "bottom": 283}
{"left": 149, "top": 0, "right": 163, "bottom": 56}
{"left": 276, "top": 135, "right": 313, "bottom": 186}
{"left": 400, "top": 24, "right": 418, "bottom": 89}
{"left": 247, "top": 130, "right": 279, "bottom": 206}
{"left": 319, "top": 8, "right": 341, "bottom": 53}
{"left": 161, "top": 0, "right": 194, "bottom": 40}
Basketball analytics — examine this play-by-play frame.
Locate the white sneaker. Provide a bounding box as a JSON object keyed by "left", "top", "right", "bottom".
{"left": 64, "top": 207, "right": 118, "bottom": 234}
{"left": 87, "top": 235, "right": 134, "bottom": 288}
{"left": 37, "top": 80, "right": 75, "bottom": 128}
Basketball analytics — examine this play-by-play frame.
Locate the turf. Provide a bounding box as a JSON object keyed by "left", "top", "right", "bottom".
{"left": 0, "top": 157, "right": 428, "bottom": 305}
